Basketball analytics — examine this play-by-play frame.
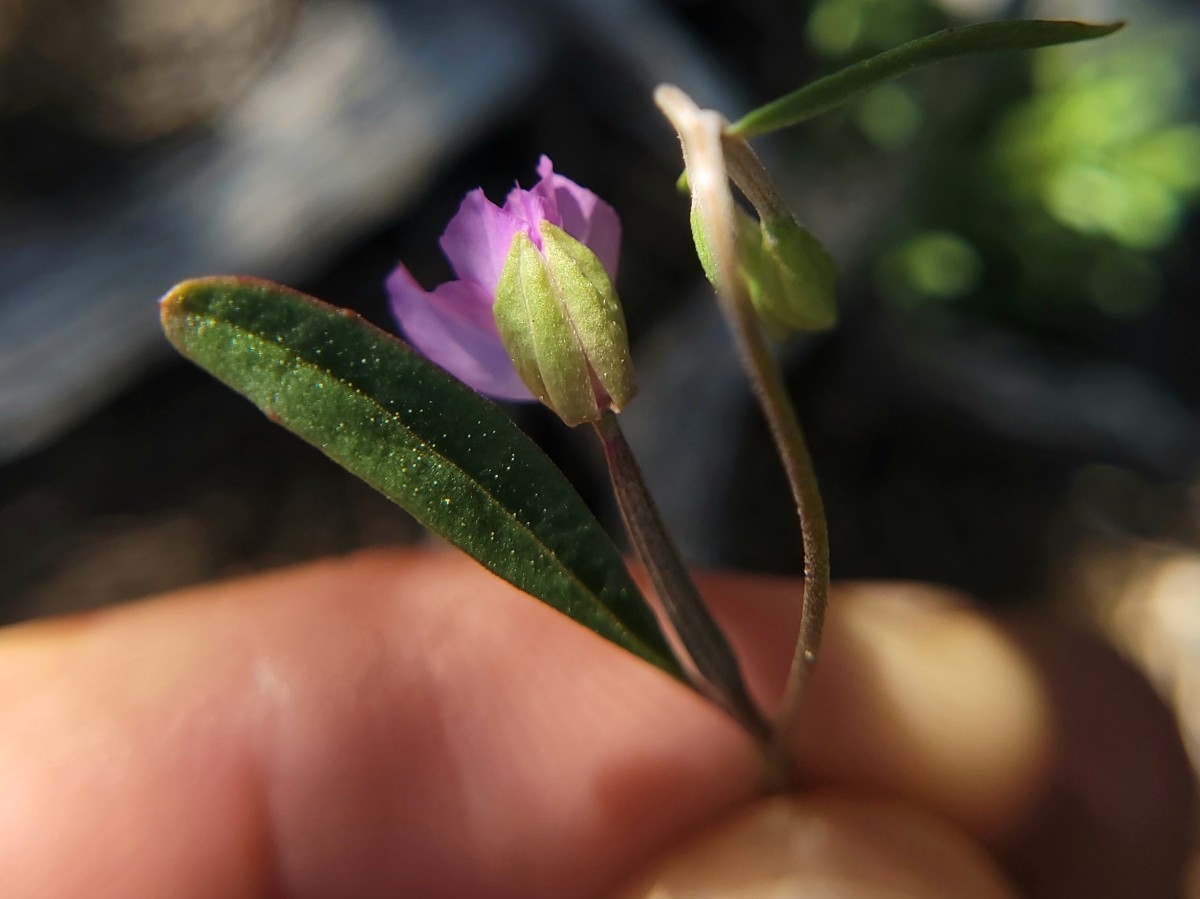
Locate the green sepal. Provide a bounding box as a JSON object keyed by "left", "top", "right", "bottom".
{"left": 730, "top": 19, "right": 1124, "bottom": 138}
{"left": 160, "top": 277, "right": 682, "bottom": 680}
{"left": 541, "top": 223, "right": 637, "bottom": 412}
{"left": 493, "top": 224, "right": 636, "bottom": 427}
{"left": 690, "top": 202, "right": 720, "bottom": 288}
{"left": 493, "top": 232, "right": 585, "bottom": 417}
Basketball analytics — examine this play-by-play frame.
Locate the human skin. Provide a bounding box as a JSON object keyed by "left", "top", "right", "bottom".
{"left": 0, "top": 548, "right": 1193, "bottom": 898}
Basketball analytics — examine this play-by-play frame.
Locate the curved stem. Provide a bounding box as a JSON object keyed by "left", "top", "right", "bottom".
{"left": 721, "top": 132, "right": 831, "bottom": 749}
{"left": 655, "top": 84, "right": 830, "bottom": 772}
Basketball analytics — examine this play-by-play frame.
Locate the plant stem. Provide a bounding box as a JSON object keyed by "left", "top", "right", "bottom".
{"left": 720, "top": 135, "right": 791, "bottom": 222}
{"left": 744, "top": 337, "right": 829, "bottom": 753}
{"left": 593, "top": 410, "right": 773, "bottom": 748}
{"left": 721, "top": 132, "right": 831, "bottom": 753}
{"left": 655, "top": 84, "right": 830, "bottom": 768}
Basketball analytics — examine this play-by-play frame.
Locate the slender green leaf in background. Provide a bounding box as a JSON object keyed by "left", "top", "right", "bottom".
{"left": 161, "top": 277, "right": 682, "bottom": 680}
{"left": 729, "top": 19, "right": 1124, "bottom": 138}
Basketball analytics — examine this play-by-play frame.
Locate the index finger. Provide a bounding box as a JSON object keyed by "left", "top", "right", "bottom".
{"left": 0, "top": 548, "right": 759, "bottom": 899}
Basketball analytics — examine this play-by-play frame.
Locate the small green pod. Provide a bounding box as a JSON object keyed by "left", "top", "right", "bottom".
{"left": 738, "top": 208, "right": 837, "bottom": 336}
{"left": 691, "top": 202, "right": 837, "bottom": 337}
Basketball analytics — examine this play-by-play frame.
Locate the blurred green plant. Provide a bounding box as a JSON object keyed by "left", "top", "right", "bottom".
{"left": 998, "top": 28, "right": 1200, "bottom": 250}
{"left": 990, "top": 22, "right": 1200, "bottom": 320}
{"left": 829, "top": 3, "right": 1200, "bottom": 328}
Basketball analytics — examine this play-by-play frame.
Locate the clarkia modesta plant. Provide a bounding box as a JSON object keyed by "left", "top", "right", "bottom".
{"left": 160, "top": 17, "right": 1124, "bottom": 787}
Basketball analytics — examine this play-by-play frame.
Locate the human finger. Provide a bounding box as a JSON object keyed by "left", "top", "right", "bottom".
{"left": 0, "top": 550, "right": 1191, "bottom": 898}
{"left": 699, "top": 572, "right": 1195, "bottom": 897}
{"left": 0, "top": 548, "right": 758, "bottom": 899}
{"left": 611, "top": 792, "right": 1019, "bottom": 899}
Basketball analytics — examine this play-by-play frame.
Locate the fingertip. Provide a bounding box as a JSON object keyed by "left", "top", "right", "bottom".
{"left": 700, "top": 573, "right": 1195, "bottom": 897}
{"left": 799, "top": 583, "right": 1054, "bottom": 841}
{"left": 700, "top": 576, "right": 1054, "bottom": 840}
{"left": 610, "top": 793, "right": 1018, "bottom": 899}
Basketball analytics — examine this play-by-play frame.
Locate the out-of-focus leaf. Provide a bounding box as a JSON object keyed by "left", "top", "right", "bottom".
{"left": 160, "top": 276, "right": 682, "bottom": 679}
{"left": 729, "top": 19, "right": 1124, "bottom": 138}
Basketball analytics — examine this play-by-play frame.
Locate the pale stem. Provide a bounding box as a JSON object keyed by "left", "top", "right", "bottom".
{"left": 592, "top": 410, "right": 773, "bottom": 749}
{"left": 720, "top": 134, "right": 792, "bottom": 222}
{"left": 654, "top": 84, "right": 831, "bottom": 778}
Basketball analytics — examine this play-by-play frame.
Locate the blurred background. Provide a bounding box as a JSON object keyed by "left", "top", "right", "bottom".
{"left": 1, "top": 0, "right": 1197, "bottom": 831}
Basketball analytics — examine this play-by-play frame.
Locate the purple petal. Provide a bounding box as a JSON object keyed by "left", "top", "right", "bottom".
{"left": 530, "top": 155, "right": 621, "bottom": 280}
{"left": 502, "top": 187, "right": 555, "bottom": 252}
{"left": 386, "top": 264, "right": 533, "bottom": 401}
{"left": 439, "top": 189, "right": 524, "bottom": 295}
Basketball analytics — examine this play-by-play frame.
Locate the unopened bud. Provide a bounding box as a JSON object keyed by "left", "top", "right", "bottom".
{"left": 493, "top": 221, "right": 637, "bottom": 426}
{"left": 691, "top": 203, "right": 837, "bottom": 337}
{"left": 740, "top": 209, "right": 836, "bottom": 335}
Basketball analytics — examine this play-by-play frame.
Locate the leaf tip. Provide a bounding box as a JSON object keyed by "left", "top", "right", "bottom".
{"left": 159, "top": 278, "right": 199, "bottom": 315}
{"left": 160, "top": 275, "right": 272, "bottom": 324}
{"left": 1074, "top": 19, "right": 1125, "bottom": 38}
{"left": 160, "top": 276, "right": 235, "bottom": 318}
{"left": 158, "top": 279, "right": 211, "bottom": 350}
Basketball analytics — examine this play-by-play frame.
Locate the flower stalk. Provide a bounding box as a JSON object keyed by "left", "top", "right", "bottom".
{"left": 593, "top": 410, "right": 773, "bottom": 751}
{"left": 655, "top": 84, "right": 831, "bottom": 774}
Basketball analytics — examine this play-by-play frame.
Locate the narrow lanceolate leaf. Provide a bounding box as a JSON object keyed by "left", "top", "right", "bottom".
{"left": 161, "top": 277, "right": 682, "bottom": 680}
{"left": 729, "top": 19, "right": 1123, "bottom": 138}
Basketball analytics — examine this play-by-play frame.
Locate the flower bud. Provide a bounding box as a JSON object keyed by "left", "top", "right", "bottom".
{"left": 691, "top": 204, "right": 837, "bottom": 336}
{"left": 493, "top": 220, "right": 637, "bottom": 426}
{"left": 740, "top": 209, "right": 837, "bottom": 335}
{"left": 386, "top": 156, "right": 622, "bottom": 404}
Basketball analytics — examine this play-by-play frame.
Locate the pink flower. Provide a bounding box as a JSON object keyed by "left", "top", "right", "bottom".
{"left": 387, "top": 156, "right": 621, "bottom": 401}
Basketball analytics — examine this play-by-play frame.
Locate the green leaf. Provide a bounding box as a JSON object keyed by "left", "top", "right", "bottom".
{"left": 160, "top": 276, "right": 683, "bottom": 680}
{"left": 729, "top": 19, "right": 1124, "bottom": 138}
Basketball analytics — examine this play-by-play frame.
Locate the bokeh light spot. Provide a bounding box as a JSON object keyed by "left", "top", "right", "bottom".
{"left": 880, "top": 230, "right": 983, "bottom": 306}
{"left": 856, "top": 83, "right": 922, "bottom": 149}
{"left": 808, "top": 0, "right": 864, "bottom": 57}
